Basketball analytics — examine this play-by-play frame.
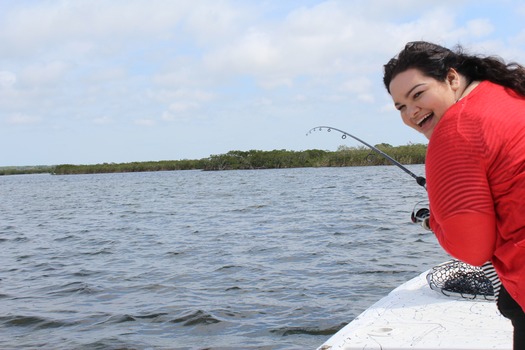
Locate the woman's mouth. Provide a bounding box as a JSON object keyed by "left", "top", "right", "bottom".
{"left": 418, "top": 113, "right": 433, "bottom": 128}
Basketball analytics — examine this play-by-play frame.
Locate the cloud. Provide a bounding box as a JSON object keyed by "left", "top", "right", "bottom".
{"left": 18, "top": 61, "right": 71, "bottom": 87}
{"left": 465, "top": 19, "right": 495, "bottom": 37}
{"left": 0, "top": 71, "right": 17, "bottom": 88}
{"left": 184, "top": 1, "right": 251, "bottom": 44}
{"left": 357, "top": 94, "right": 375, "bottom": 103}
{"left": 88, "top": 67, "right": 127, "bottom": 82}
{"left": 1, "top": 0, "right": 525, "bottom": 165}
{"left": 168, "top": 101, "right": 200, "bottom": 113}
{"left": 150, "top": 88, "right": 214, "bottom": 104}
{"left": 134, "top": 118, "right": 156, "bottom": 126}
{"left": 92, "top": 116, "right": 114, "bottom": 125}
{"left": 341, "top": 77, "right": 373, "bottom": 94}
{"left": 200, "top": 2, "right": 488, "bottom": 92}
{"left": 0, "top": 0, "right": 191, "bottom": 58}
{"left": 4, "top": 113, "right": 41, "bottom": 125}
{"left": 203, "top": 2, "right": 360, "bottom": 80}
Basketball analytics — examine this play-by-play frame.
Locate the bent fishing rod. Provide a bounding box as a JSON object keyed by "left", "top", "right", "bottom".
{"left": 307, "top": 125, "right": 430, "bottom": 225}
{"left": 307, "top": 126, "right": 427, "bottom": 189}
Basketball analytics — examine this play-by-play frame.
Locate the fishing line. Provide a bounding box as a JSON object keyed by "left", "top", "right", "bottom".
{"left": 307, "top": 125, "right": 429, "bottom": 225}
{"left": 307, "top": 126, "right": 426, "bottom": 189}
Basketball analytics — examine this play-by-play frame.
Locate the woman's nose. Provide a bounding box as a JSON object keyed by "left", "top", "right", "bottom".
{"left": 407, "top": 104, "right": 420, "bottom": 120}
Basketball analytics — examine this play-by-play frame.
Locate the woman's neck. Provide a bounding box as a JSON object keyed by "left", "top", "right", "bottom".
{"left": 456, "top": 79, "right": 480, "bottom": 102}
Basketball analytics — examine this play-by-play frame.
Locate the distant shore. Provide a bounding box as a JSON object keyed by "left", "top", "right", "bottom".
{"left": 0, "top": 144, "right": 427, "bottom": 176}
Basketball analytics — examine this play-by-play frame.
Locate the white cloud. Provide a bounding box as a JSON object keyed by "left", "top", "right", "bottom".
{"left": 149, "top": 87, "right": 214, "bottom": 103}
{"left": 203, "top": 29, "right": 280, "bottom": 76}
{"left": 184, "top": 1, "right": 250, "bottom": 44}
{"left": 465, "top": 19, "right": 494, "bottom": 37}
{"left": 1, "top": 0, "right": 525, "bottom": 165}
{"left": 357, "top": 94, "right": 375, "bottom": 103}
{"left": 18, "top": 61, "right": 71, "bottom": 87}
{"left": 168, "top": 101, "right": 200, "bottom": 113}
{"left": 341, "top": 77, "right": 373, "bottom": 94}
{"left": 4, "top": 113, "right": 41, "bottom": 125}
{"left": 253, "top": 97, "right": 273, "bottom": 107}
{"left": 161, "top": 111, "right": 175, "bottom": 121}
{"left": 160, "top": 110, "right": 198, "bottom": 123}
{"left": 203, "top": 2, "right": 367, "bottom": 82}
{"left": 293, "top": 94, "right": 307, "bottom": 102}
{"left": 0, "top": 0, "right": 191, "bottom": 58}
{"left": 92, "top": 116, "right": 114, "bottom": 125}
{"left": 88, "top": 67, "right": 127, "bottom": 82}
{"left": 201, "top": 2, "right": 478, "bottom": 92}
{"left": 0, "top": 71, "right": 16, "bottom": 88}
{"left": 134, "top": 118, "right": 156, "bottom": 126}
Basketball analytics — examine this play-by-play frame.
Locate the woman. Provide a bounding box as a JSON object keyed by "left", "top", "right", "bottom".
{"left": 383, "top": 41, "right": 525, "bottom": 347}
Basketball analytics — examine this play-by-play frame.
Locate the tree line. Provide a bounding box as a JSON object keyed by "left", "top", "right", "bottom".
{"left": 0, "top": 143, "right": 427, "bottom": 176}
{"left": 0, "top": 166, "right": 55, "bottom": 176}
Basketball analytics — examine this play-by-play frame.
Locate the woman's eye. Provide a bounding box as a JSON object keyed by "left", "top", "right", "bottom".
{"left": 413, "top": 91, "right": 422, "bottom": 99}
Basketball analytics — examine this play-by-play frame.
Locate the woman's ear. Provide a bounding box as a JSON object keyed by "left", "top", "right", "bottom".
{"left": 446, "top": 68, "right": 461, "bottom": 91}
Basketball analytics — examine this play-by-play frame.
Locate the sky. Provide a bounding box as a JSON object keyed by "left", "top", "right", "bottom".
{"left": 2, "top": 0, "right": 525, "bottom": 166}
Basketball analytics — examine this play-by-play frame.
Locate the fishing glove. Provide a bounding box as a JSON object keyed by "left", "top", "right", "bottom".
{"left": 421, "top": 217, "right": 431, "bottom": 231}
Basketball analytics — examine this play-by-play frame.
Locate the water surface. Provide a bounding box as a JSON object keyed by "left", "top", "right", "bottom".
{"left": 0, "top": 166, "right": 448, "bottom": 349}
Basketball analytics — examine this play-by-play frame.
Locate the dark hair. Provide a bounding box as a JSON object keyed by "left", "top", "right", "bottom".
{"left": 383, "top": 41, "right": 525, "bottom": 96}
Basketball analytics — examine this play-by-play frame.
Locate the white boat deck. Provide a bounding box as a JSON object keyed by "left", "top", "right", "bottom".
{"left": 317, "top": 271, "right": 512, "bottom": 350}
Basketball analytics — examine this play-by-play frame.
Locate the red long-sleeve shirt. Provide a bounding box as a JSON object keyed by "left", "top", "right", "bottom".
{"left": 427, "top": 81, "right": 525, "bottom": 310}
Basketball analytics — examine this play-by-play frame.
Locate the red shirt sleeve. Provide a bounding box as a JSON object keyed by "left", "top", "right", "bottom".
{"left": 430, "top": 212, "right": 496, "bottom": 266}
{"left": 426, "top": 102, "right": 497, "bottom": 266}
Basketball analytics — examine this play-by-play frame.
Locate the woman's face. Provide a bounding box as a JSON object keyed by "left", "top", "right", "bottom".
{"left": 389, "top": 68, "right": 459, "bottom": 139}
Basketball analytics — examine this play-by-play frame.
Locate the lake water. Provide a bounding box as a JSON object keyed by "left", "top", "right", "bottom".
{"left": 0, "top": 166, "right": 448, "bottom": 349}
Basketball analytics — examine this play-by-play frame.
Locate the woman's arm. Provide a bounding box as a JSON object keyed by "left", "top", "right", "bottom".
{"left": 430, "top": 212, "right": 496, "bottom": 266}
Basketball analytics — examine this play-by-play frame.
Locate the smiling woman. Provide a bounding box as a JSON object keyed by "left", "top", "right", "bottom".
{"left": 387, "top": 68, "right": 465, "bottom": 139}
{"left": 383, "top": 41, "right": 525, "bottom": 349}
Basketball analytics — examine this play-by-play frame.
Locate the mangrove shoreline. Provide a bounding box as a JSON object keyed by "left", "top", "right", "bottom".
{"left": 0, "top": 144, "right": 427, "bottom": 176}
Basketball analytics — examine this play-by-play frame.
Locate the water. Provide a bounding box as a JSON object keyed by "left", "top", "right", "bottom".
{"left": 0, "top": 166, "right": 448, "bottom": 349}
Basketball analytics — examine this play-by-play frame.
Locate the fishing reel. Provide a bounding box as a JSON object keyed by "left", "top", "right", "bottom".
{"left": 411, "top": 202, "right": 431, "bottom": 231}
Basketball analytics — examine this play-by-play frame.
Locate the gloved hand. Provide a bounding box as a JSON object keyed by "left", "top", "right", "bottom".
{"left": 421, "top": 216, "right": 431, "bottom": 231}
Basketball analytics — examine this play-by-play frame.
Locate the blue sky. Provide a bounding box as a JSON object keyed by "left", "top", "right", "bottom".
{"left": 1, "top": 0, "right": 525, "bottom": 166}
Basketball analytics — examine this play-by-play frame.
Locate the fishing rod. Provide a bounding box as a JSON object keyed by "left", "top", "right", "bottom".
{"left": 307, "top": 125, "right": 430, "bottom": 225}
{"left": 309, "top": 127, "right": 501, "bottom": 302}
{"left": 307, "top": 126, "right": 426, "bottom": 189}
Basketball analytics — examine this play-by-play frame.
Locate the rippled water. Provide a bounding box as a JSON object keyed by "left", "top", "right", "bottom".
{"left": 0, "top": 166, "right": 448, "bottom": 349}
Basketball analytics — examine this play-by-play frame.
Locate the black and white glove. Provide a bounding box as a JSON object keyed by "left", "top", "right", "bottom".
{"left": 421, "top": 216, "right": 431, "bottom": 231}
